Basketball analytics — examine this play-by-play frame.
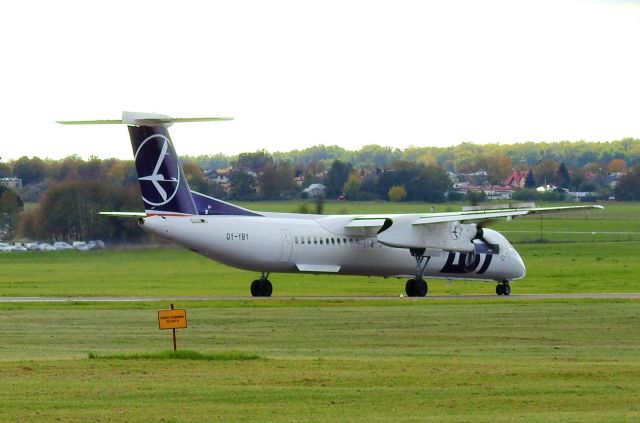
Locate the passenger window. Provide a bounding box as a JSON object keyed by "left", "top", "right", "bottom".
{"left": 313, "top": 237, "right": 318, "bottom": 245}
{"left": 331, "top": 238, "right": 335, "bottom": 245}
{"left": 320, "top": 238, "right": 324, "bottom": 245}
{"left": 294, "top": 236, "right": 299, "bottom": 244}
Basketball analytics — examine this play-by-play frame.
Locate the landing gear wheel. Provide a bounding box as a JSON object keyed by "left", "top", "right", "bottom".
{"left": 250, "top": 280, "right": 261, "bottom": 297}
{"left": 496, "top": 284, "right": 505, "bottom": 296}
{"left": 405, "top": 279, "right": 417, "bottom": 297}
{"left": 250, "top": 278, "right": 273, "bottom": 297}
{"left": 502, "top": 283, "right": 511, "bottom": 296}
{"left": 414, "top": 279, "right": 428, "bottom": 297}
{"left": 259, "top": 279, "right": 273, "bottom": 297}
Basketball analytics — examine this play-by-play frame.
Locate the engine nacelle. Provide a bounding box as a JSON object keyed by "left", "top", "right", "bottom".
{"left": 376, "top": 216, "right": 477, "bottom": 252}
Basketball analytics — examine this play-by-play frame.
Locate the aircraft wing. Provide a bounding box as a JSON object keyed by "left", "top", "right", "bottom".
{"left": 413, "top": 204, "right": 603, "bottom": 224}
{"left": 343, "top": 204, "right": 604, "bottom": 251}
{"left": 345, "top": 204, "right": 603, "bottom": 227}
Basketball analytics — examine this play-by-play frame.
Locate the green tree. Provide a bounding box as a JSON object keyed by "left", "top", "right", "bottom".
{"left": 524, "top": 170, "right": 536, "bottom": 188}
{"left": 388, "top": 185, "right": 407, "bottom": 202}
{"left": 0, "top": 161, "right": 12, "bottom": 178}
{"left": 342, "top": 173, "right": 362, "bottom": 200}
{"left": 614, "top": 171, "right": 640, "bottom": 201}
{"left": 534, "top": 159, "right": 559, "bottom": 186}
{"left": 12, "top": 156, "right": 46, "bottom": 185}
{"left": 182, "top": 161, "right": 208, "bottom": 193}
{"left": 37, "top": 181, "right": 141, "bottom": 241}
{"left": 227, "top": 169, "right": 256, "bottom": 200}
{"left": 0, "top": 187, "right": 24, "bottom": 239}
{"left": 556, "top": 162, "right": 571, "bottom": 188}
{"left": 258, "top": 161, "right": 296, "bottom": 199}
{"left": 325, "top": 160, "right": 352, "bottom": 198}
{"left": 235, "top": 150, "right": 273, "bottom": 172}
{"left": 378, "top": 164, "right": 450, "bottom": 203}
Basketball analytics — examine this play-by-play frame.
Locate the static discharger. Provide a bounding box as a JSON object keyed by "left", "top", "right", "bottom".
{"left": 158, "top": 304, "right": 187, "bottom": 351}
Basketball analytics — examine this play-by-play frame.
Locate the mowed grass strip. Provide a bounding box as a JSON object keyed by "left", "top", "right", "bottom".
{"left": 88, "top": 350, "right": 262, "bottom": 361}
{"left": 0, "top": 300, "right": 638, "bottom": 421}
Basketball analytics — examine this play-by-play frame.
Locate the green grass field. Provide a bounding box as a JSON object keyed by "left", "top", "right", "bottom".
{"left": 0, "top": 300, "right": 638, "bottom": 421}
{"left": 0, "top": 201, "right": 638, "bottom": 421}
{"left": 0, "top": 242, "right": 639, "bottom": 297}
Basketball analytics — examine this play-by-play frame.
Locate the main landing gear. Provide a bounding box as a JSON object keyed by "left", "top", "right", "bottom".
{"left": 495, "top": 281, "right": 511, "bottom": 296}
{"left": 250, "top": 272, "right": 273, "bottom": 297}
{"left": 405, "top": 278, "right": 428, "bottom": 297}
{"left": 405, "top": 249, "right": 431, "bottom": 297}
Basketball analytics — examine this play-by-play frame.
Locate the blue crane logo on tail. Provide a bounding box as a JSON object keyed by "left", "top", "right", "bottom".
{"left": 134, "top": 134, "right": 181, "bottom": 207}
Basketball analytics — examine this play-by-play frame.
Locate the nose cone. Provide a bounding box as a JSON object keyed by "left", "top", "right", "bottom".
{"left": 511, "top": 251, "right": 526, "bottom": 280}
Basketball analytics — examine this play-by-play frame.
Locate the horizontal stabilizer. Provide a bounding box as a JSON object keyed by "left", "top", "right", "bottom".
{"left": 57, "top": 111, "right": 233, "bottom": 126}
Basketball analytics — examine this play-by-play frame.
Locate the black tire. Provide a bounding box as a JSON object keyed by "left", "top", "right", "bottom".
{"left": 259, "top": 279, "right": 273, "bottom": 297}
{"left": 405, "top": 279, "right": 417, "bottom": 297}
{"left": 414, "top": 279, "right": 428, "bottom": 297}
{"left": 503, "top": 283, "right": 511, "bottom": 296}
{"left": 250, "top": 280, "right": 261, "bottom": 297}
{"left": 496, "top": 284, "right": 505, "bottom": 296}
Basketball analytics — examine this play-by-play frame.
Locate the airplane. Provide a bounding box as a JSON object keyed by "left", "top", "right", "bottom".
{"left": 58, "top": 112, "right": 603, "bottom": 297}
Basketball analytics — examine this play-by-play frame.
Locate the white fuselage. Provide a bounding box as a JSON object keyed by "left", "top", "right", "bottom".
{"left": 141, "top": 213, "right": 526, "bottom": 283}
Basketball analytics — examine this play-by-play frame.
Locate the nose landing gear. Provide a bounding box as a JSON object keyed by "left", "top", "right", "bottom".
{"left": 250, "top": 272, "right": 272, "bottom": 297}
{"left": 495, "top": 281, "right": 511, "bottom": 296}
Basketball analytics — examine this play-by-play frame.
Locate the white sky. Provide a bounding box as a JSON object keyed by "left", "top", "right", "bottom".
{"left": 1, "top": 0, "right": 639, "bottom": 160}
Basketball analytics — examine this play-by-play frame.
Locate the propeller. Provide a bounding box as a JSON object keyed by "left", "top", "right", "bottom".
{"left": 474, "top": 220, "right": 498, "bottom": 253}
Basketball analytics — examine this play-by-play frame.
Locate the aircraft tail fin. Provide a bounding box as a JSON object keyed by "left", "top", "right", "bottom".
{"left": 128, "top": 122, "right": 197, "bottom": 215}
{"left": 59, "top": 111, "right": 235, "bottom": 216}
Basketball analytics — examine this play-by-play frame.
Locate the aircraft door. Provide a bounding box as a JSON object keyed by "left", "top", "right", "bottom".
{"left": 279, "top": 229, "right": 293, "bottom": 262}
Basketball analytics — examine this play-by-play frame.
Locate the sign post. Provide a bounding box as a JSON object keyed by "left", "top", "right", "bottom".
{"left": 157, "top": 304, "right": 187, "bottom": 351}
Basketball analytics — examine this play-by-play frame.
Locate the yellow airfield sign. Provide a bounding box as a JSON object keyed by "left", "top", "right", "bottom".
{"left": 158, "top": 308, "right": 187, "bottom": 330}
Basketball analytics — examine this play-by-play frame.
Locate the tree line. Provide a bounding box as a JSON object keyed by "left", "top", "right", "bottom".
{"left": 1, "top": 137, "right": 639, "bottom": 242}
{"left": 184, "top": 138, "right": 640, "bottom": 174}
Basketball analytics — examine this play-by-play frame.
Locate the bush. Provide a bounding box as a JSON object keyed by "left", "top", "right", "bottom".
{"left": 388, "top": 185, "right": 407, "bottom": 202}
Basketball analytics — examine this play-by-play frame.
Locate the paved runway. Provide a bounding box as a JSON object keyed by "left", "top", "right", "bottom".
{"left": 0, "top": 293, "right": 638, "bottom": 302}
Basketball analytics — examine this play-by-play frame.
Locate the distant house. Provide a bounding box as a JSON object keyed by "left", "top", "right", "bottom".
{"left": 303, "top": 183, "right": 326, "bottom": 198}
{"left": 484, "top": 186, "right": 515, "bottom": 200}
{"left": 567, "top": 191, "right": 596, "bottom": 202}
{"left": 536, "top": 184, "right": 557, "bottom": 192}
{"left": 203, "top": 169, "right": 230, "bottom": 185}
{"left": 503, "top": 171, "right": 527, "bottom": 189}
{"left": 453, "top": 182, "right": 514, "bottom": 200}
{"left": 0, "top": 177, "right": 22, "bottom": 189}
{"left": 457, "top": 170, "right": 488, "bottom": 185}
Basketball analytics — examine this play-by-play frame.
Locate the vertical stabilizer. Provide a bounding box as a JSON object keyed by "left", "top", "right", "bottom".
{"left": 57, "top": 111, "right": 236, "bottom": 216}
{"left": 126, "top": 113, "right": 197, "bottom": 215}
